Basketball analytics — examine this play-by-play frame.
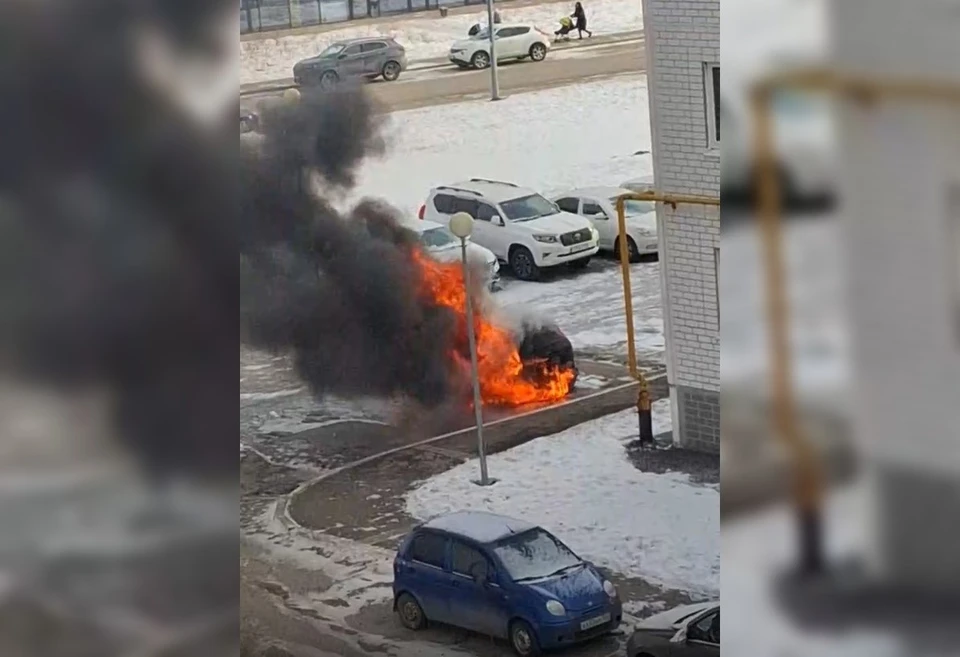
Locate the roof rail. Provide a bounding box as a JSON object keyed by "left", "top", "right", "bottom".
{"left": 435, "top": 185, "right": 483, "bottom": 197}
{"left": 468, "top": 178, "right": 518, "bottom": 187}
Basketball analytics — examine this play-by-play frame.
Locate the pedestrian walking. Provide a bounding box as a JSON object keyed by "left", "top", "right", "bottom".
{"left": 571, "top": 1, "right": 592, "bottom": 38}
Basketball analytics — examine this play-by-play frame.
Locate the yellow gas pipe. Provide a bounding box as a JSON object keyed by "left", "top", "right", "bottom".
{"left": 615, "top": 192, "right": 720, "bottom": 444}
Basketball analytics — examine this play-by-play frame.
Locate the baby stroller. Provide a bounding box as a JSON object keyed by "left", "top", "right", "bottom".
{"left": 554, "top": 16, "right": 574, "bottom": 40}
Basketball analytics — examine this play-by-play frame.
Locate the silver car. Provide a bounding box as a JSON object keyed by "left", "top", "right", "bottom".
{"left": 627, "top": 601, "right": 719, "bottom": 657}
{"left": 293, "top": 37, "right": 407, "bottom": 90}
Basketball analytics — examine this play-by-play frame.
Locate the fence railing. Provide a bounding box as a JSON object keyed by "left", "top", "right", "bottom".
{"left": 241, "top": 0, "right": 486, "bottom": 34}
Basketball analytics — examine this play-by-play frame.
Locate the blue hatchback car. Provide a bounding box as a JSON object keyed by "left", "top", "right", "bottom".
{"left": 392, "top": 511, "right": 622, "bottom": 656}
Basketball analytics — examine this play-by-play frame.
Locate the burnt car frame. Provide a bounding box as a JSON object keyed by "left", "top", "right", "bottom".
{"left": 518, "top": 322, "right": 578, "bottom": 391}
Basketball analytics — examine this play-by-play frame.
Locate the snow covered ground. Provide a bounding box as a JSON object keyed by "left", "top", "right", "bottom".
{"left": 241, "top": 0, "right": 644, "bottom": 84}
{"left": 723, "top": 485, "right": 904, "bottom": 657}
{"left": 405, "top": 399, "right": 721, "bottom": 597}
{"left": 496, "top": 259, "right": 664, "bottom": 361}
{"left": 721, "top": 216, "right": 849, "bottom": 406}
{"left": 351, "top": 75, "right": 650, "bottom": 215}
{"left": 722, "top": 0, "right": 827, "bottom": 69}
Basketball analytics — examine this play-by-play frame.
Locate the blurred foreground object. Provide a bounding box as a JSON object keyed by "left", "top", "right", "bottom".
{"left": 0, "top": 0, "right": 238, "bottom": 655}
{"left": 749, "top": 0, "right": 960, "bottom": 642}
{"left": 720, "top": 0, "right": 836, "bottom": 210}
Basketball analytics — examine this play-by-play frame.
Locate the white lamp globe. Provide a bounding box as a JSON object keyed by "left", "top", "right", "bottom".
{"left": 282, "top": 88, "right": 302, "bottom": 104}
{"left": 449, "top": 211, "right": 474, "bottom": 239}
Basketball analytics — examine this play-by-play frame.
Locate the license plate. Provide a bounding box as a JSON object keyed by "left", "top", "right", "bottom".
{"left": 580, "top": 613, "right": 611, "bottom": 631}
{"left": 570, "top": 243, "right": 593, "bottom": 254}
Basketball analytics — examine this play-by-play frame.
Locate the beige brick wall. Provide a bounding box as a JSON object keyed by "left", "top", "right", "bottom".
{"left": 641, "top": 0, "right": 720, "bottom": 451}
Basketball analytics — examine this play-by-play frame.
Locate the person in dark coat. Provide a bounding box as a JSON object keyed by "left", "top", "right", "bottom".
{"left": 571, "top": 2, "right": 592, "bottom": 38}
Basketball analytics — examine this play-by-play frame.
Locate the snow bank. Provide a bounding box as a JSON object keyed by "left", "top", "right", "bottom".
{"left": 241, "top": 0, "right": 644, "bottom": 84}
{"left": 405, "top": 401, "right": 721, "bottom": 596}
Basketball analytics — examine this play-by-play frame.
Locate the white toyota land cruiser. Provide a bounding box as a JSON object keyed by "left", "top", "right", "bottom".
{"left": 419, "top": 178, "right": 599, "bottom": 281}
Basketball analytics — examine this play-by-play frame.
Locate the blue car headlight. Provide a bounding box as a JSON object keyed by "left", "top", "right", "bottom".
{"left": 545, "top": 600, "right": 566, "bottom": 617}
{"left": 603, "top": 580, "right": 618, "bottom": 599}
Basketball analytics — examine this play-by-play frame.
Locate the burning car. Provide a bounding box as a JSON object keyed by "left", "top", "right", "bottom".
{"left": 519, "top": 322, "right": 577, "bottom": 391}
{"left": 413, "top": 249, "right": 578, "bottom": 406}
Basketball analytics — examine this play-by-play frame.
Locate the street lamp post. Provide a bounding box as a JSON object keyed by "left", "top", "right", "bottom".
{"left": 485, "top": 0, "right": 501, "bottom": 101}
{"left": 448, "top": 212, "right": 493, "bottom": 486}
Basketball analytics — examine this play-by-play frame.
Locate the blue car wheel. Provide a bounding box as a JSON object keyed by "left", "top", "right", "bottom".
{"left": 396, "top": 593, "right": 426, "bottom": 631}
{"left": 509, "top": 619, "right": 541, "bottom": 657}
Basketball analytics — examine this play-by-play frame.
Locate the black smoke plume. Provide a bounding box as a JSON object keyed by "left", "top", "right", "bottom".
{"left": 240, "top": 92, "right": 468, "bottom": 406}
{"left": 0, "top": 0, "right": 471, "bottom": 477}
{"left": 0, "top": 0, "right": 239, "bottom": 477}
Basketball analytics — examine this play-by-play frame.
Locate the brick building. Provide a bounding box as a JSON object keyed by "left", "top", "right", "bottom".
{"left": 640, "top": 0, "right": 720, "bottom": 452}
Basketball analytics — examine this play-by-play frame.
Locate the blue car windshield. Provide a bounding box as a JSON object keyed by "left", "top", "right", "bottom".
{"left": 493, "top": 528, "right": 582, "bottom": 582}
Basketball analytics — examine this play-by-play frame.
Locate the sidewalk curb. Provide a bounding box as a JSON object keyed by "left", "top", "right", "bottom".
{"left": 280, "top": 371, "right": 663, "bottom": 533}
{"left": 240, "top": 29, "right": 643, "bottom": 98}
{"left": 720, "top": 395, "right": 857, "bottom": 519}
{"left": 721, "top": 439, "right": 857, "bottom": 519}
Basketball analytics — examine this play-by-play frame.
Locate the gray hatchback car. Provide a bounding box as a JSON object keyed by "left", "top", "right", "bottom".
{"left": 626, "top": 601, "right": 719, "bottom": 657}
{"left": 293, "top": 37, "right": 407, "bottom": 90}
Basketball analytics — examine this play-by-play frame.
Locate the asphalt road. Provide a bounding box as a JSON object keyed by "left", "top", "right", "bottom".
{"left": 245, "top": 39, "right": 645, "bottom": 112}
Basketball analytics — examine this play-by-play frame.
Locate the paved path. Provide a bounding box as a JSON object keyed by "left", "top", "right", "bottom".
{"left": 240, "top": 358, "right": 663, "bottom": 471}
{"left": 242, "top": 37, "right": 645, "bottom": 111}
{"left": 240, "top": 30, "right": 642, "bottom": 94}
{"left": 240, "top": 359, "right": 673, "bottom": 657}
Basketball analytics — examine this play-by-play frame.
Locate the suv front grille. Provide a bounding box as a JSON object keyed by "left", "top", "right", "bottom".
{"left": 561, "top": 228, "right": 592, "bottom": 247}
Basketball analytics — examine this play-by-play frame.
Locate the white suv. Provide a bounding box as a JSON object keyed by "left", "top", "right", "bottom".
{"left": 419, "top": 179, "right": 600, "bottom": 281}
{"left": 449, "top": 24, "right": 551, "bottom": 70}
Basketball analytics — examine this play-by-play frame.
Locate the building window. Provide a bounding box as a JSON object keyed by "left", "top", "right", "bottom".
{"left": 714, "top": 247, "right": 720, "bottom": 329}
{"left": 949, "top": 184, "right": 960, "bottom": 343}
{"left": 704, "top": 63, "right": 720, "bottom": 149}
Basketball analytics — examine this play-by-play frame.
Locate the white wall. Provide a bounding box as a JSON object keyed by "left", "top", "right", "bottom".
{"left": 642, "top": 0, "right": 721, "bottom": 451}
{"left": 833, "top": 0, "right": 960, "bottom": 591}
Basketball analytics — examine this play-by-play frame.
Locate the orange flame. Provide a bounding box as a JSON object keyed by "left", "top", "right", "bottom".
{"left": 412, "top": 249, "right": 576, "bottom": 407}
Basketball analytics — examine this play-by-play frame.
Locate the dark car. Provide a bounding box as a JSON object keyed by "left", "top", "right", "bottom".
{"left": 626, "top": 601, "right": 720, "bottom": 657}
{"left": 293, "top": 37, "right": 407, "bottom": 90}
{"left": 518, "top": 322, "right": 577, "bottom": 390}
{"left": 393, "top": 511, "right": 622, "bottom": 656}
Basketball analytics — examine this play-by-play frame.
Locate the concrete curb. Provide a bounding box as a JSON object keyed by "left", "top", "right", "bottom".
{"left": 721, "top": 439, "right": 858, "bottom": 519}
{"left": 240, "top": 29, "right": 643, "bottom": 98}
{"left": 280, "top": 372, "right": 662, "bottom": 532}
{"left": 720, "top": 393, "right": 857, "bottom": 519}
